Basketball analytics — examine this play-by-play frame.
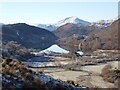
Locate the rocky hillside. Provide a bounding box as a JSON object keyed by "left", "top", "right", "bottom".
{"left": 1, "top": 58, "right": 86, "bottom": 89}
{"left": 54, "top": 23, "right": 102, "bottom": 51}
{"left": 53, "top": 23, "right": 102, "bottom": 39}
{"left": 2, "top": 23, "right": 57, "bottom": 50}
{"left": 56, "top": 35, "right": 81, "bottom": 52}
{"left": 79, "top": 18, "right": 119, "bottom": 52}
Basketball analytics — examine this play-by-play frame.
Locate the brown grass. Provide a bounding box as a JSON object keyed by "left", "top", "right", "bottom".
{"left": 24, "top": 72, "right": 32, "bottom": 79}
{"left": 36, "top": 69, "right": 44, "bottom": 74}
{"left": 18, "top": 65, "right": 27, "bottom": 70}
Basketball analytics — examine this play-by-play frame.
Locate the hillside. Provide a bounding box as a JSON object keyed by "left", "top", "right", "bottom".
{"left": 2, "top": 23, "right": 57, "bottom": 50}
{"left": 55, "top": 18, "right": 119, "bottom": 53}
{"left": 1, "top": 58, "right": 85, "bottom": 89}
{"left": 79, "top": 18, "right": 119, "bottom": 52}
{"left": 53, "top": 23, "right": 102, "bottom": 39}
{"left": 56, "top": 35, "right": 81, "bottom": 52}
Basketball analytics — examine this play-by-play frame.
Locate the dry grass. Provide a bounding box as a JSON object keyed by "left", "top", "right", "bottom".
{"left": 18, "top": 65, "right": 27, "bottom": 70}
{"left": 2, "top": 68, "right": 10, "bottom": 74}
{"left": 36, "top": 69, "right": 44, "bottom": 74}
{"left": 2, "top": 68, "right": 14, "bottom": 75}
{"left": 9, "top": 61, "right": 15, "bottom": 66}
{"left": 24, "top": 72, "right": 32, "bottom": 78}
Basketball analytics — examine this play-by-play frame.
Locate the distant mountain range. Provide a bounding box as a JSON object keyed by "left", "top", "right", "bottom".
{"left": 36, "top": 16, "right": 117, "bottom": 31}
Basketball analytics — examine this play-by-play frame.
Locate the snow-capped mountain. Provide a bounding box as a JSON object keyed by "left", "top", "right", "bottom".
{"left": 90, "top": 17, "right": 118, "bottom": 28}
{"left": 37, "top": 16, "right": 91, "bottom": 31}
{"left": 37, "top": 16, "right": 118, "bottom": 31}
{"left": 54, "top": 16, "right": 91, "bottom": 27}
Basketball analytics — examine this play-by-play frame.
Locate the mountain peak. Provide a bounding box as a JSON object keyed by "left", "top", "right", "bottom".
{"left": 65, "top": 16, "right": 79, "bottom": 20}
{"left": 54, "top": 16, "right": 91, "bottom": 26}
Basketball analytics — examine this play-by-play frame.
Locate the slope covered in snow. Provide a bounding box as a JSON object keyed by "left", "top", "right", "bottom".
{"left": 90, "top": 17, "right": 118, "bottom": 28}
{"left": 41, "top": 44, "right": 69, "bottom": 53}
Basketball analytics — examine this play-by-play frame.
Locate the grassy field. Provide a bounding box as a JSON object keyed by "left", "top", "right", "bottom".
{"left": 30, "top": 61, "right": 119, "bottom": 88}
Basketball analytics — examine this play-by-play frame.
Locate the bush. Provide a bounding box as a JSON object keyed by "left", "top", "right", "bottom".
{"left": 100, "top": 64, "right": 112, "bottom": 77}
{"left": 33, "top": 77, "right": 44, "bottom": 87}
{"left": 53, "top": 84, "right": 66, "bottom": 90}
{"left": 5, "top": 58, "right": 13, "bottom": 64}
{"left": 101, "top": 64, "right": 120, "bottom": 84}
{"left": 18, "top": 65, "right": 27, "bottom": 70}
{"left": 2, "top": 68, "right": 14, "bottom": 75}
{"left": 66, "top": 80, "right": 75, "bottom": 85}
{"left": 3, "top": 41, "right": 35, "bottom": 61}
{"left": 24, "top": 72, "right": 32, "bottom": 79}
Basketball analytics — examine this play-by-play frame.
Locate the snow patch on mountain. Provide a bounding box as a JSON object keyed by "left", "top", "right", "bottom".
{"left": 90, "top": 17, "right": 118, "bottom": 28}
{"left": 37, "top": 16, "right": 91, "bottom": 31}
{"left": 54, "top": 16, "right": 91, "bottom": 27}
{"left": 37, "top": 24, "right": 58, "bottom": 31}
{"left": 36, "top": 16, "right": 118, "bottom": 31}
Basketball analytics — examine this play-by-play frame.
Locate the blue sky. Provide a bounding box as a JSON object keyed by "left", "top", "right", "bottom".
{"left": 0, "top": 2, "right": 118, "bottom": 24}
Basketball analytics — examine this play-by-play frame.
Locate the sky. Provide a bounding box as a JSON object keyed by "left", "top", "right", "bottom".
{"left": 0, "top": 2, "right": 118, "bottom": 24}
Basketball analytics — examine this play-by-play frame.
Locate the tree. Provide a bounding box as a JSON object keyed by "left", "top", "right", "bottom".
{"left": 4, "top": 41, "right": 35, "bottom": 61}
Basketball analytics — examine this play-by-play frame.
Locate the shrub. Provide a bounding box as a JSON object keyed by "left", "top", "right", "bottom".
{"left": 101, "top": 64, "right": 120, "bottom": 84}
{"left": 2, "top": 68, "right": 13, "bottom": 75}
{"left": 53, "top": 84, "right": 66, "bottom": 90}
{"left": 66, "top": 80, "right": 75, "bottom": 85}
{"left": 5, "top": 58, "right": 13, "bottom": 64}
{"left": 24, "top": 72, "right": 32, "bottom": 79}
{"left": 33, "top": 77, "right": 44, "bottom": 87}
{"left": 9, "top": 61, "right": 15, "bottom": 66}
{"left": 100, "top": 64, "right": 112, "bottom": 77}
{"left": 12, "top": 61, "right": 20, "bottom": 66}
{"left": 4, "top": 41, "right": 35, "bottom": 61}
{"left": 2, "top": 68, "right": 10, "bottom": 74}
{"left": 18, "top": 65, "right": 27, "bottom": 70}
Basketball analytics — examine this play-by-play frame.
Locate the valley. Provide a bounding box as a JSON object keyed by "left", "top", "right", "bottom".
{"left": 1, "top": 16, "right": 119, "bottom": 89}
{"left": 28, "top": 53, "right": 119, "bottom": 88}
